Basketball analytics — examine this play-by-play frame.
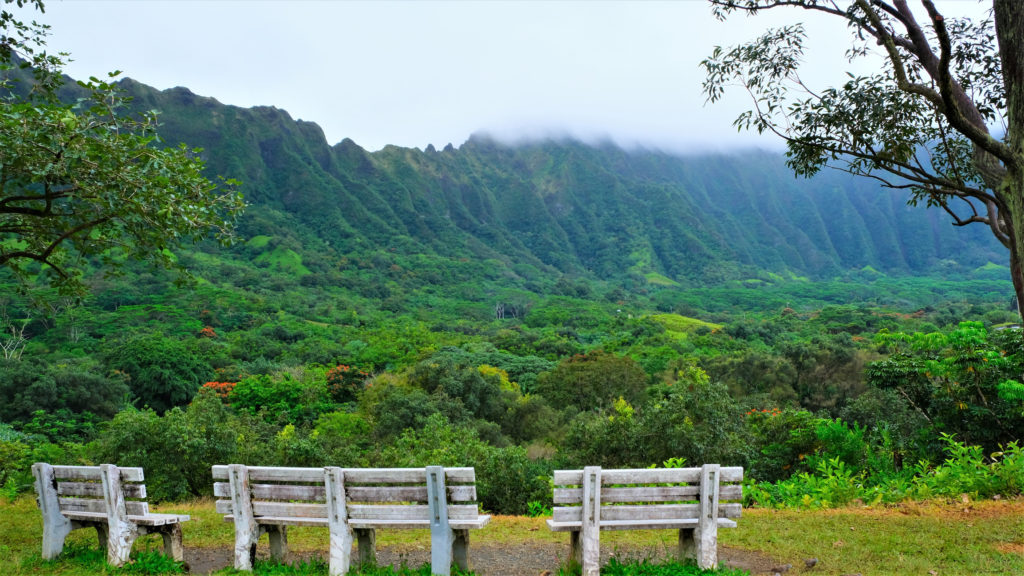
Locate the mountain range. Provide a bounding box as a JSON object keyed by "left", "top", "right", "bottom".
{"left": 119, "top": 79, "right": 1004, "bottom": 288}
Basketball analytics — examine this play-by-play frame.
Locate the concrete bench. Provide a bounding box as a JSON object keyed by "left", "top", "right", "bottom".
{"left": 547, "top": 464, "right": 743, "bottom": 575}
{"left": 31, "top": 463, "right": 189, "bottom": 566}
{"left": 212, "top": 464, "right": 490, "bottom": 575}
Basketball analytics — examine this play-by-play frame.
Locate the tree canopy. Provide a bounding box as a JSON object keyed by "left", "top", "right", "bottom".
{"left": 702, "top": 0, "right": 1024, "bottom": 315}
{"left": 0, "top": 0, "right": 243, "bottom": 295}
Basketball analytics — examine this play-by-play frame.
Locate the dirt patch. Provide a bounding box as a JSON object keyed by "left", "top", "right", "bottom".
{"left": 185, "top": 542, "right": 779, "bottom": 575}
{"left": 993, "top": 541, "right": 1024, "bottom": 555}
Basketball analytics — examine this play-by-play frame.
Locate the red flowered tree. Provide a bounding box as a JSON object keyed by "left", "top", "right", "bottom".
{"left": 326, "top": 364, "right": 369, "bottom": 404}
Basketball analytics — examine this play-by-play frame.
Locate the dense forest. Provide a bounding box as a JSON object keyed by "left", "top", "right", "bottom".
{"left": 2, "top": 75, "right": 1023, "bottom": 515}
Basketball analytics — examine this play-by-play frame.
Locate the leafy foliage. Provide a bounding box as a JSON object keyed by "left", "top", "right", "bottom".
{"left": 0, "top": 3, "right": 243, "bottom": 297}
{"left": 701, "top": 0, "right": 1024, "bottom": 313}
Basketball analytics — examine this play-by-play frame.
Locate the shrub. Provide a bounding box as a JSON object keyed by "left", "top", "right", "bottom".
{"left": 91, "top": 390, "right": 242, "bottom": 501}
{"left": 230, "top": 372, "right": 332, "bottom": 426}
{"left": 104, "top": 334, "right": 214, "bottom": 413}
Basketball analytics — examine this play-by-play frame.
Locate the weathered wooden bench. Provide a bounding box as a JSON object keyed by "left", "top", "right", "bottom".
{"left": 212, "top": 464, "right": 490, "bottom": 576}
{"left": 548, "top": 464, "right": 743, "bottom": 575}
{"left": 31, "top": 463, "right": 189, "bottom": 566}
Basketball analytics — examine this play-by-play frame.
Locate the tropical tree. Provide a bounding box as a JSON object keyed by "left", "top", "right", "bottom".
{"left": 0, "top": 0, "right": 243, "bottom": 295}
{"left": 702, "top": 1, "right": 1024, "bottom": 314}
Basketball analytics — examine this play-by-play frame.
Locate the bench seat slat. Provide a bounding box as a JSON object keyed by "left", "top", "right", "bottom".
{"left": 347, "top": 504, "right": 482, "bottom": 521}
{"left": 220, "top": 514, "right": 492, "bottom": 530}
{"left": 547, "top": 517, "right": 737, "bottom": 532}
{"left": 62, "top": 510, "right": 190, "bottom": 527}
{"left": 552, "top": 502, "right": 742, "bottom": 523}
{"left": 348, "top": 516, "right": 491, "bottom": 530}
{"left": 216, "top": 500, "right": 484, "bottom": 521}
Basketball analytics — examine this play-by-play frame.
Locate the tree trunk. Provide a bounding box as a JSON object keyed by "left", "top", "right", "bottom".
{"left": 994, "top": 0, "right": 1024, "bottom": 319}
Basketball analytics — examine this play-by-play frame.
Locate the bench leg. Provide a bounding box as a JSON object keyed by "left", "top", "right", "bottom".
{"left": 40, "top": 518, "right": 74, "bottom": 560}
{"left": 160, "top": 524, "right": 185, "bottom": 562}
{"left": 695, "top": 464, "right": 720, "bottom": 569}
{"left": 569, "top": 531, "right": 581, "bottom": 566}
{"left": 431, "top": 528, "right": 454, "bottom": 576}
{"left": 678, "top": 528, "right": 695, "bottom": 562}
{"left": 268, "top": 526, "right": 289, "bottom": 561}
{"left": 328, "top": 523, "right": 353, "bottom": 576}
{"left": 234, "top": 525, "right": 260, "bottom": 571}
{"left": 106, "top": 518, "right": 139, "bottom": 567}
{"left": 453, "top": 529, "right": 470, "bottom": 572}
{"left": 355, "top": 528, "right": 376, "bottom": 566}
{"left": 34, "top": 462, "right": 74, "bottom": 560}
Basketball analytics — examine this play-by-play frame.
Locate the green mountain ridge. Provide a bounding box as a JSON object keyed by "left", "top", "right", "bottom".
{"left": 120, "top": 79, "right": 1003, "bottom": 287}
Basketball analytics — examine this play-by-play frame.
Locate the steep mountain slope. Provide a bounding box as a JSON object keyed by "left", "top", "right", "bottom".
{"left": 122, "top": 80, "right": 1005, "bottom": 285}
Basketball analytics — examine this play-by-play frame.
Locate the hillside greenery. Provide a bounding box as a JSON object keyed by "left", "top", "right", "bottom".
{"left": 1, "top": 73, "right": 1022, "bottom": 516}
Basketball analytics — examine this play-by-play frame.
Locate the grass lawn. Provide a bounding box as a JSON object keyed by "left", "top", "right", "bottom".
{"left": 0, "top": 496, "right": 1022, "bottom": 574}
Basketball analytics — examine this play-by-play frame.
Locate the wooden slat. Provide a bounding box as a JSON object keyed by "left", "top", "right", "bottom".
{"left": 212, "top": 465, "right": 478, "bottom": 484}
{"left": 554, "top": 484, "right": 741, "bottom": 504}
{"left": 212, "top": 465, "right": 325, "bottom": 483}
{"left": 214, "top": 482, "right": 327, "bottom": 501}
{"left": 345, "top": 485, "right": 477, "bottom": 503}
{"left": 212, "top": 482, "right": 478, "bottom": 503}
{"left": 59, "top": 498, "right": 149, "bottom": 516}
{"left": 51, "top": 466, "right": 144, "bottom": 483}
{"left": 346, "top": 504, "right": 481, "bottom": 521}
{"left": 251, "top": 516, "right": 330, "bottom": 527}
{"left": 547, "top": 517, "right": 737, "bottom": 532}
{"left": 552, "top": 503, "right": 741, "bottom": 523}
{"left": 553, "top": 467, "right": 743, "bottom": 486}
{"left": 213, "top": 483, "right": 230, "bottom": 498}
{"left": 344, "top": 467, "right": 476, "bottom": 484}
{"left": 58, "top": 482, "right": 146, "bottom": 499}
{"left": 215, "top": 500, "right": 328, "bottom": 518}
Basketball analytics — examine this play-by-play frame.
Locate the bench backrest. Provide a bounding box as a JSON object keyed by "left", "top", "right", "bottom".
{"left": 344, "top": 467, "right": 480, "bottom": 523}
{"left": 551, "top": 465, "right": 743, "bottom": 525}
{"left": 211, "top": 465, "right": 482, "bottom": 523}
{"left": 34, "top": 463, "right": 150, "bottom": 517}
{"left": 213, "top": 465, "right": 329, "bottom": 522}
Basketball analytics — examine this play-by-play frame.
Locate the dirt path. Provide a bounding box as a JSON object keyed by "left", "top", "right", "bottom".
{"left": 184, "top": 542, "right": 779, "bottom": 575}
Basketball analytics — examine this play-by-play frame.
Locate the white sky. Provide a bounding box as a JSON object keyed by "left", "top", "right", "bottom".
{"left": 21, "top": 0, "right": 990, "bottom": 152}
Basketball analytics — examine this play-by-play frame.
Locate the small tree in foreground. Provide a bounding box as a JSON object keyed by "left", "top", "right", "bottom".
{"left": 702, "top": 0, "right": 1024, "bottom": 317}
{"left": 0, "top": 0, "right": 244, "bottom": 296}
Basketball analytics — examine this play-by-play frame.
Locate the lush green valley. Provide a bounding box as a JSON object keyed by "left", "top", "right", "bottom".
{"left": 2, "top": 75, "right": 1023, "bottom": 520}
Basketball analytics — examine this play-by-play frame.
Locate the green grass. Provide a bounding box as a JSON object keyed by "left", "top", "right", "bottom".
{"left": 2, "top": 497, "right": 1023, "bottom": 575}
{"left": 246, "top": 235, "right": 272, "bottom": 249}
{"left": 644, "top": 273, "right": 680, "bottom": 287}
{"left": 253, "top": 247, "right": 311, "bottom": 276}
{"left": 648, "top": 313, "right": 722, "bottom": 336}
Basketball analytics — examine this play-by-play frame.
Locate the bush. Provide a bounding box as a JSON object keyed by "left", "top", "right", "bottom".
{"left": 91, "top": 390, "right": 242, "bottom": 501}
{"left": 476, "top": 445, "right": 552, "bottom": 515}
{"left": 0, "top": 358, "right": 128, "bottom": 427}
{"left": 104, "top": 334, "right": 214, "bottom": 413}
{"left": 230, "top": 372, "right": 333, "bottom": 426}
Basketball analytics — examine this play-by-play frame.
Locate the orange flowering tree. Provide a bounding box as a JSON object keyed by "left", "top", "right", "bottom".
{"left": 326, "top": 364, "right": 369, "bottom": 404}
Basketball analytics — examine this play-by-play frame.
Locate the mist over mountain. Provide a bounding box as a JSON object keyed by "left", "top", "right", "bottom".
{"left": 122, "top": 80, "right": 1005, "bottom": 287}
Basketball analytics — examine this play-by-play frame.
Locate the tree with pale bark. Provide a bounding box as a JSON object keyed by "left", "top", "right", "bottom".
{"left": 702, "top": 0, "right": 1024, "bottom": 315}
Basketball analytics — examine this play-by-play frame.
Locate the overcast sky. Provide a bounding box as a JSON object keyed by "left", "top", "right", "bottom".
{"left": 22, "top": 1, "right": 989, "bottom": 153}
